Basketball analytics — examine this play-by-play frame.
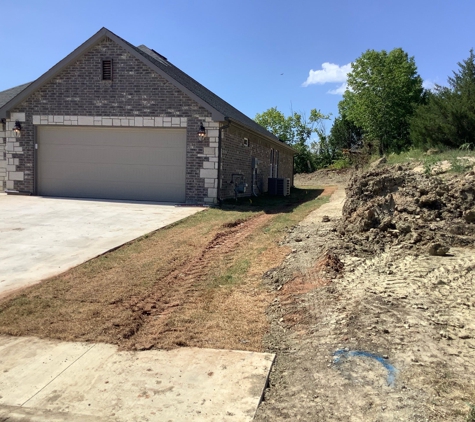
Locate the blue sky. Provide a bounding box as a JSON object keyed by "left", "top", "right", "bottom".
{"left": 1, "top": 0, "right": 474, "bottom": 133}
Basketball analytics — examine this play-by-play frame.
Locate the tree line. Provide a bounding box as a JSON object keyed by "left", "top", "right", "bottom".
{"left": 255, "top": 48, "right": 475, "bottom": 173}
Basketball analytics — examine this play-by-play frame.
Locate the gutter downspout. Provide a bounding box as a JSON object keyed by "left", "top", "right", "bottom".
{"left": 217, "top": 118, "right": 230, "bottom": 207}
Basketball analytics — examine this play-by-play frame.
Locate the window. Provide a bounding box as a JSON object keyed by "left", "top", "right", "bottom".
{"left": 269, "top": 148, "right": 274, "bottom": 177}
{"left": 102, "top": 59, "right": 113, "bottom": 80}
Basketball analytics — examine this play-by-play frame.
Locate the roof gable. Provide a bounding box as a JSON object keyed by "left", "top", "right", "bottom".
{"left": 0, "top": 28, "right": 292, "bottom": 152}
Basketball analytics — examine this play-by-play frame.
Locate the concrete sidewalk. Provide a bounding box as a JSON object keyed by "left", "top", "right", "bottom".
{"left": 0, "top": 336, "right": 274, "bottom": 421}
{"left": 301, "top": 186, "right": 346, "bottom": 225}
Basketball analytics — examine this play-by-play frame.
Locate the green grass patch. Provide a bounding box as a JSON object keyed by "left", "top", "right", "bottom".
{"left": 328, "top": 157, "right": 352, "bottom": 170}
{"left": 384, "top": 148, "right": 475, "bottom": 174}
{"left": 207, "top": 258, "right": 251, "bottom": 289}
{"left": 221, "top": 186, "right": 325, "bottom": 212}
{"left": 204, "top": 185, "right": 329, "bottom": 291}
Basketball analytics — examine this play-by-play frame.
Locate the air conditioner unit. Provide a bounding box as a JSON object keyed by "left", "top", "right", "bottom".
{"left": 268, "top": 178, "right": 289, "bottom": 196}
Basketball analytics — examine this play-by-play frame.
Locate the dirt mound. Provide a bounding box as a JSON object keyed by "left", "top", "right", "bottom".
{"left": 339, "top": 166, "right": 475, "bottom": 255}
{"left": 295, "top": 168, "right": 352, "bottom": 186}
{"left": 256, "top": 167, "right": 475, "bottom": 422}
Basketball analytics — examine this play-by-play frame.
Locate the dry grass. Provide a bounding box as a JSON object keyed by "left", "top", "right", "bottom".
{"left": 0, "top": 186, "right": 329, "bottom": 352}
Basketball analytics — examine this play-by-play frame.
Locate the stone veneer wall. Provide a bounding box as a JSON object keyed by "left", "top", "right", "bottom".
{"left": 0, "top": 112, "right": 26, "bottom": 191}
{"left": 199, "top": 120, "right": 220, "bottom": 203}
{"left": 220, "top": 124, "right": 294, "bottom": 200}
{"left": 2, "top": 36, "right": 219, "bottom": 204}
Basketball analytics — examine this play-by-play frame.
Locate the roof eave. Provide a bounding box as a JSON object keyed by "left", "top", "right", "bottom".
{"left": 0, "top": 28, "right": 111, "bottom": 119}
{"left": 106, "top": 32, "right": 225, "bottom": 121}
{"left": 0, "top": 28, "right": 225, "bottom": 121}
{"left": 226, "top": 118, "right": 297, "bottom": 154}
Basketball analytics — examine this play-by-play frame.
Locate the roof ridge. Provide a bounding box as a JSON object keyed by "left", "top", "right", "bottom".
{"left": 131, "top": 42, "right": 282, "bottom": 143}
{"left": 0, "top": 28, "right": 290, "bottom": 150}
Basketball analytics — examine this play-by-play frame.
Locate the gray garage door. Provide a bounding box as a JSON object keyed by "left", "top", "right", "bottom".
{"left": 37, "top": 126, "right": 186, "bottom": 202}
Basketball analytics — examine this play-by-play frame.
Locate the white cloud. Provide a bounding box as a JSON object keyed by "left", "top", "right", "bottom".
{"left": 327, "top": 82, "right": 348, "bottom": 95}
{"left": 423, "top": 79, "right": 436, "bottom": 91}
{"left": 302, "top": 62, "right": 352, "bottom": 87}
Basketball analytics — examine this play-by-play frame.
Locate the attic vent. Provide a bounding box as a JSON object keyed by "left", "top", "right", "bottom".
{"left": 102, "top": 59, "right": 112, "bottom": 80}
{"left": 151, "top": 49, "right": 167, "bottom": 61}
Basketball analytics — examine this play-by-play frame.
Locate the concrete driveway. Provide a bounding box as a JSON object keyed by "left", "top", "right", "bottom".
{"left": 0, "top": 194, "right": 204, "bottom": 298}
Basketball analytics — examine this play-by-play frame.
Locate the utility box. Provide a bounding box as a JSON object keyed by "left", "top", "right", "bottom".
{"left": 268, "top": 178, "right": 290, "bottom": 196}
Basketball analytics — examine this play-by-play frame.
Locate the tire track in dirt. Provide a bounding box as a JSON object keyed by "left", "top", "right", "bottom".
{"left": 119, "top": 212, "right": 275, "bottom": 349}
{"left": 256, "top": 172, "right": 475, "bottom": 421}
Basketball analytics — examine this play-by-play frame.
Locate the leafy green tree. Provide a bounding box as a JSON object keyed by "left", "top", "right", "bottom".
{"left": 328, "top": 114, "right": 363, "bottom": 152}
{"left": 341, "top": 48, "right": 424, "bottom": 154}
{"left": 410, "top": 49, "right": 475, "bottom": 149}
{"left": 255, "top": 107, "right": 330, "bottom": 173}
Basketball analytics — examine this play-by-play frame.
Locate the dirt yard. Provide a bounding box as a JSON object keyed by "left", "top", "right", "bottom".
{"left": 255, "top": 165, "right": 475, "bottom": 421}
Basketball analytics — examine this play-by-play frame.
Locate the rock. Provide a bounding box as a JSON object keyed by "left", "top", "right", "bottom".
{"left": 426, "top": 148, "right": 440, "bottom": 155}
{"left": 428, "top": 242, "right": 450, "bottom": 256}
{"left": 463, "top": 210, "right": 475, "bottom": 223}
{"left": 397, "top": 223, "right": 412, "bottom": 234}
{"left": 419, "top": 194, "right": 439, "bottom": 209}
{"left": 370, "top": 156, "right": 387, "bottom": 169}
{"left": 449, "top": 224, "right": 465, "bottom": 235}
{"left": 458, "top": 332, "right": 472, "bottom": 339}
{"left": 410, "top": 232, "right": 422, "bottom": 244}
{"left": 322, "top": 215, "right": 330, "bottom": 222}
{"left": 379, "top": 217, "right": 393, "bottom": 231}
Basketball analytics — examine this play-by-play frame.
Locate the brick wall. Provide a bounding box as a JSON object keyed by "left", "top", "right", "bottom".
{"left": 220, "top": 124, "right": 294, "bottom": 200}
{"left": 2, "top": 37, "right": 214, "bottom": 203}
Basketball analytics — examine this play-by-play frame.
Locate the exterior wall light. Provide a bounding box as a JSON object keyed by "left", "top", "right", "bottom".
{"left": 13, "top": 121, "right": 22, "bottom": 135}
{"left": 197, "top": 123, "right": 206, "bottom": 139}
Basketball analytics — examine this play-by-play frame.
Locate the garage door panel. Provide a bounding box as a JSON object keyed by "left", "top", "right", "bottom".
{"left": 40, "top": 162, "right": 187, "bottom": 184}
{"left": 42, "top": 127, "right": 186, "bottom": 149}
{"left": 41, "top": 144, "right": 185, "bottom": 167}
{"left": 39, "top": 178, "right": 185, "bottom": 202}
{"left": 38, "top": 126, "right": 187, "bottom": 202}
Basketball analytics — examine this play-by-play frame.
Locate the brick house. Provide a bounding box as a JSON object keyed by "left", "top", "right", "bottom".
{"left": 0, "top": 28, "right": 294, "bottom": 204}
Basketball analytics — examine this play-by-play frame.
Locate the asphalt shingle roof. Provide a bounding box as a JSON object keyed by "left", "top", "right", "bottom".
{"left": 131, "top": 43, "right": 281, "bottom": 142}
{"left": 0, "top": 83, "right": 32, "bottom": 109}
{"left": 0, "top": 28, "right": 288, "bottom": 149}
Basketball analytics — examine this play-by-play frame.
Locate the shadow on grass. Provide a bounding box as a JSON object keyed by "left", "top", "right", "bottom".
{"left": 220, "top": 187, "right": 325, "bottom": 214}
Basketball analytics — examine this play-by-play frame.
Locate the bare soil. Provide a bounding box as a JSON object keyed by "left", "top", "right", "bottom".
{"left": 255, "top": 166, "right": 475, "bottom": 422}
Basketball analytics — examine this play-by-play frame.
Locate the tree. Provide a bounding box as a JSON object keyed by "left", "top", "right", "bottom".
{"left": 410, "top": 49, "right": 475, "bottom": 149}
{"left": 328, "top": 114, "right": 363, "bottom": 152}
{"left": 341, "top": 48, "right": 424, "bottom": 154}
{"left": 255, "top": 107, "right": 330, "bottom": 173}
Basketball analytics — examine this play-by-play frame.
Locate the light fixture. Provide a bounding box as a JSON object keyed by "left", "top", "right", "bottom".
{"left": 13, "top": 120, "right": 22, "bottom": 134}
{"left": 197, "top": 122, "right": 206, "bottom": 139}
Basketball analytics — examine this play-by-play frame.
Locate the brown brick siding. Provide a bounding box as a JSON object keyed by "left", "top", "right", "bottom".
{"left": 8, "top": 37, "right": 212, "bottom": 203}
{"left": 220, "top": 124, "right": 294, "bottom": 200}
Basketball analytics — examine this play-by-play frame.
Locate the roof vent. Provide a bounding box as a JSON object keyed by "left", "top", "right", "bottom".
{"left": 151, "top": 49, "right": 167, "bottom": 61}
{"left": 102, "top": 59, "right": 112, "bottom": 80}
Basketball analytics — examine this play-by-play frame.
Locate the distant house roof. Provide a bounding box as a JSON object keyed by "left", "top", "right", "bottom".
{"left": 0, "top": 28, "right": 294, "bottom": 153}
{"left": 0, "top": 82, "right": 32, "bottom": 109}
